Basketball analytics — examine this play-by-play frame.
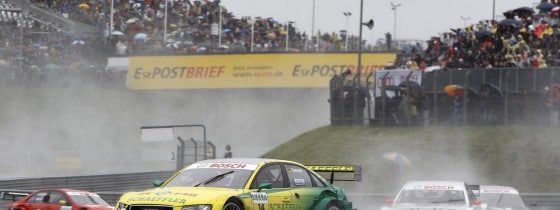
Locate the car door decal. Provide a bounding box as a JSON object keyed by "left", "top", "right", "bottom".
{"left": 250, "top": 192, "right": 268, "bottom": 204}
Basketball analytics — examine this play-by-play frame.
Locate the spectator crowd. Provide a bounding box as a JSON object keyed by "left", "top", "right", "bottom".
{"left": 30, "top": 0, "right": 365, "bottom": 55}
{"left": 3, "top": 0, "right": 560, "bottom": 81}
{"left": 396, "top": 0, "right": 560, "bottom": 70}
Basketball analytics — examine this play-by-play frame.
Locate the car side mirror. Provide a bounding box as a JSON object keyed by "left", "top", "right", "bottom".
{"left": 153, "top": 180, "right": 164, "bottom": 187}
{"left": 257, "top": 183, "right": 272, "bottom": 192}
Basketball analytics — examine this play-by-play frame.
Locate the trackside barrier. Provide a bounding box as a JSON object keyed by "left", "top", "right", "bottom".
{"left": 1, "top": 190, "right": 559, "bottom": 208}
{"left": 0, "top": 171, "right": 173, "bottom": 193}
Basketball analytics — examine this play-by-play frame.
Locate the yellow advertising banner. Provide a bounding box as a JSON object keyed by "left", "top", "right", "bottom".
{"left": 127, "top": 53, "right": 396, "bottom": 89}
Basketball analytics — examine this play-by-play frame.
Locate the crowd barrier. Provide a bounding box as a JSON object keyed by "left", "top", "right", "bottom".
{"left": 330, "top": 67, "right": 560, "bottom": 126}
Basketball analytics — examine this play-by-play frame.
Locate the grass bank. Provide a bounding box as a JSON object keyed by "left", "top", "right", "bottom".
{"left": 262, "top": 126, "right": 560, "bottom": 193}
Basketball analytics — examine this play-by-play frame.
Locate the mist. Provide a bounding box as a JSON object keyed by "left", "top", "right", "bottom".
{"left": 298, "top": 126, "right": 560, "bottom": 210}
{"left": 0, "top": 79, "right": 329, "bottom": 178}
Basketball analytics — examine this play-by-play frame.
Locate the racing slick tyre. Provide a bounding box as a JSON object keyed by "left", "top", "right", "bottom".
{"left": 326, "top": 201, "right": 342, "bottom": 210}
{"left": 222, "top": 200, "right": 243, "bottom": 210}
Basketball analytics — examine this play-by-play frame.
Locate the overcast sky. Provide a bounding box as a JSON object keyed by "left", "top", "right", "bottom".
{"left": 222, "top": 0, "right": 536, "bottom": 43}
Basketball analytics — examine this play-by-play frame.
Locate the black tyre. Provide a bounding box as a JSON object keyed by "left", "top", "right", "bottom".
{"left": 326, "top": 201, "right": 342, "bottom": 210}
{"left": 223, "top": 200, "right": 243, "bottom": 210}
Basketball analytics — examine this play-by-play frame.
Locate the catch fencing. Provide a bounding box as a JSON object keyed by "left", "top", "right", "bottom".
{"left": 330, "top": 67, "right": 560, "bottom": 126}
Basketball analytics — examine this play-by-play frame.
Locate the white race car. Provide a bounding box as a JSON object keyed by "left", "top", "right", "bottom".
{"left": 382, "top": 181, "right": 484, "bottom": 210}
{"left": 477, "top": 185, "right": 529, "bottom": 210}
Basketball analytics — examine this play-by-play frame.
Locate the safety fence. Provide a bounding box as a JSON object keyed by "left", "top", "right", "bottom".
{"left": 330, "top": 67, "right": 560, "bottom": 126}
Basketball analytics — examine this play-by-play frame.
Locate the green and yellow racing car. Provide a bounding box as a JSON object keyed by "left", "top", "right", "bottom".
{"left": 116, "top": 158, "right": 360, "bottom": 210}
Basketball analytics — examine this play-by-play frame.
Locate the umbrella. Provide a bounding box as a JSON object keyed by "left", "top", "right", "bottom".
{"left": 444, "top": 84, "right": 465, "bottom": 97}
{"left": 111, "top": 31, "right": 124, "bottom": 36}
{"left": 71, "top": 40, "right": 85, "bottom": 45}
{"left": 134, "top": 33, "right": 148, "bottom": 41}
{"left": 480, "top": 83, "right": 503, "bottom": 97}
{"left": 502, "top": 10, "right": 515, "bottom": 18}
{"left": 498, "top": 19, "right": 522, "bottom": 28}
{"left": 476, "top": 30, "right": 493, "bottom": 40}
{"left": 537, "top": 2, "right": 555, "bottom": 12}
{"left": 78, "top": 3, "right": 89, "bottom": 10}
{"left": 512, "top": 7, "right": 535, "bottom": 16}
{"left": 382, "top": 152, "right": 411, "bottom": 166}
{"left": 552, "top": 6, "right": 560, "bottom": 14}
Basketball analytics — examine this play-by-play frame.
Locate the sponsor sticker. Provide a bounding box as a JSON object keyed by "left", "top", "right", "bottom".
{"left": 481, "top": 189, "right": 517, "bottom": 194}
{"left": 186, "top": 163, "right": 258, "bottom": 170}
{"left": 404, "top": 184, "right": 461, "bottom": 191}
{"left": 126, "top": 196, "right": 188, "bottom": 205}
{"left": 250, "top": 192, "right": 268, "bottom": 204}
{"left": 307, "top": 165, "right": 355, "bottom": 172}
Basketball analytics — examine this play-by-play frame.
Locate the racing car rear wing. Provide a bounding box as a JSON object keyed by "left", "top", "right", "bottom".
{"left": 306, "top": 165, "right": 362, "bottom": 184}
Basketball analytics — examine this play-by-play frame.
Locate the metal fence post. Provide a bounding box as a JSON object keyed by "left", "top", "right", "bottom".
{"left": 405, "top": 71, "right": 413, "bottom": 126}
{"left": 381, "top": 72, "right": 390, "bottom": 126}
{"left": 505, "top": 71, "right": 511, "bottom": 125}
{"left": 176, "top": 137, "right": 186, "bottom": 171}
{"left": 433, "top": 70, "right": 438, "bottom": 125}
{"left": 339, "top": 76, "right": 345, "bottom": 124}
{"left": 463, "top": 70, "right": 471, "bottom": 125}
{"left": 533, "top": 68, "right": 537, "bottom": 92}
{"left": 190, "top": 138, "right": 198, "bottom": 162}
{"left": 366, "top": 72, "right": 373, "bottom": 125}
{"left": 329, "top": 75, "right": 336, "bottom": 124}
{"left": 207, "top": 141, "right": 216, "bottom": 159}
{"left": 550, "top": 69, "right": 557, "bottom": 127}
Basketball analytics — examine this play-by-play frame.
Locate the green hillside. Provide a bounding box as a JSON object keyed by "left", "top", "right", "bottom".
{"left": 262, "top": 126, "right": 560, "bottom": 193}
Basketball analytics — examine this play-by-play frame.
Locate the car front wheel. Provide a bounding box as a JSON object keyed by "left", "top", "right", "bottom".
{"left": 326, "top": 201, "right": 342, "bottom": 210}
{"left": 223, "top": 201, "right": 242, "bottom": 210}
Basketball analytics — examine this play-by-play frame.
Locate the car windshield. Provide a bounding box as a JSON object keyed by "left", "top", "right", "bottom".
{"left": 165, "top": 168, "right": 253, "bottom": 189}
{"left": 69, "top": 194, "right": 110, "bottom": 206}
{"left": 396, "top": 190, "right": 467, "bottom": 206}
{"left": 479, "top": 193, "right": 526, "bottom": 208}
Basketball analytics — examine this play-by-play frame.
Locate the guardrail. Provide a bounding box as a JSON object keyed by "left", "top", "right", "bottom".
{"left": 2, "top": 190, "right": 559, "bottom": 210}
{"left": 0, "top": 171, "right": 173, "bottom": 193}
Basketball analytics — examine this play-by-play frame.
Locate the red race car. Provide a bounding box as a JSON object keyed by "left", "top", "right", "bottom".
{"left": 10, "top": 189, "right": 113, "bottom": 210}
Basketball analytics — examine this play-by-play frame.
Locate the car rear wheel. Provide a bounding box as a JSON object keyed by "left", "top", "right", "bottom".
{"left": 326, "top": 201, "right": 342, "bottom": 210}
{"left": 223, "top": 201, "right": 242, "bottom": 210}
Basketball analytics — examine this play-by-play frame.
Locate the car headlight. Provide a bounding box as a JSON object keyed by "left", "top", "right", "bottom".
{"left": 182, "top": 205, "right": 211, "bottom": 210}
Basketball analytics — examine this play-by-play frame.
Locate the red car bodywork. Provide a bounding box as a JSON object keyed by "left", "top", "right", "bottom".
{"left": 10, "top": 189, "right": 113, "bottom": 210}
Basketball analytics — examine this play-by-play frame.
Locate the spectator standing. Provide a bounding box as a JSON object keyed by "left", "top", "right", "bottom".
{"left": 223, "top": 144, "right": 232, "bottom": 158}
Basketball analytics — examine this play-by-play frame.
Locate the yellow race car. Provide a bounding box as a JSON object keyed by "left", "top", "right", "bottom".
{"left": 116, "top": 158, "right": 360, "bottom": 210}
